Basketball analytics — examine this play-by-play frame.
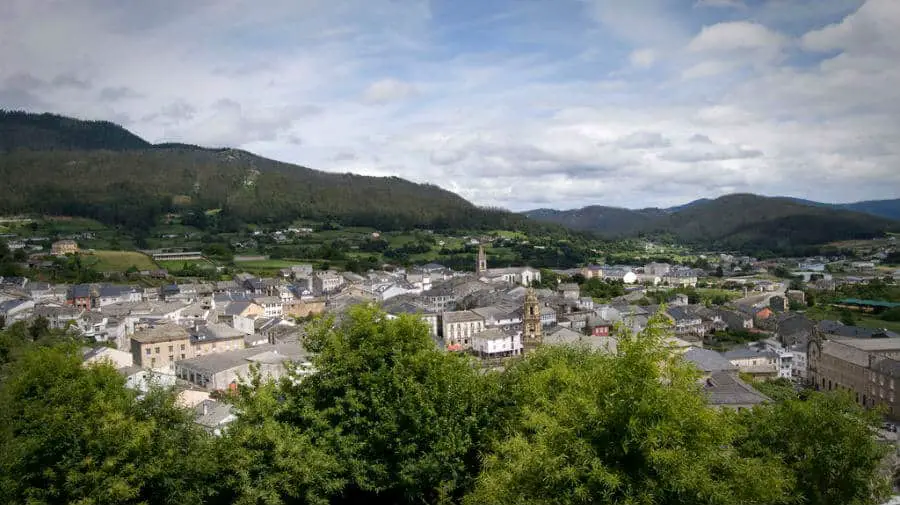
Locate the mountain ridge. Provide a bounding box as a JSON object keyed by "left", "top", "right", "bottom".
{"left": 524, "top": 193, "right": 900, "bottom": 253}
{"left": 0, "top": 110, "right": 533, "bottom": 233}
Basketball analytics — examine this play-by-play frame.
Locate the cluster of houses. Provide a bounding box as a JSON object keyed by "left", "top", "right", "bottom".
{"left": 4, "top": 243, "right": 900, "bottom": 434}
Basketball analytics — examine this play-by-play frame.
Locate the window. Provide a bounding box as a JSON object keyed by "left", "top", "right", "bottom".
{"left": 168, "top": 355, "right": 174, "bottom": 362}
{"left": 168, "top": 345, "right": 174, "bottom": 352}
{"left": 154, "top": 346, "right": 160, "bottom": 354}
{"left": 151, "top": 357, "right": 156, "bottom": 366}
{"left": 181, "top": 353, "right": 185, "bottom": 359}
{"left": 180, "top": 344, "right": 185, "bottom": 350}
{"left": 145, "top": 348, "right": 151, "bottom": 355}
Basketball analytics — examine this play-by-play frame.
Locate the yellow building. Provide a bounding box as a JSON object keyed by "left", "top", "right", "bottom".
{"left": 51, "top": 239, "right": 79, "bottom": 256}
{"left": 131, "top": 323, "right": 192, "bottom": 369}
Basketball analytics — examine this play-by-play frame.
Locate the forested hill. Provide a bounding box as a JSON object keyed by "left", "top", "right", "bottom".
{"left": 0, "top": 110, "right": 151, "bottom": 152}
{"left": 0, "top": 110, "right": 531, "bottom": 232}
{"left": 526, "top": 194, "right": 900, "bottom": 254}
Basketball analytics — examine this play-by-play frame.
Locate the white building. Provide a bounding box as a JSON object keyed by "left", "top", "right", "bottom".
{"left": 442, "top": 310, "right": 486, "bottom": 351}
{"left": 253, "top": 296, "right": 283, "bottom": 318}
{"left": 472, "top": 328, "right": 522, "bottom": 358}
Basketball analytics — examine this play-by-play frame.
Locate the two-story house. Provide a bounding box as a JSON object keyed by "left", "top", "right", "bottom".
{"left": 442, "top": 310, "right": 485, "bottom": 351}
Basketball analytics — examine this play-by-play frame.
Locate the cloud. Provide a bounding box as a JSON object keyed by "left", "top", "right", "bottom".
{"left": 694, "top": 0, "right": 746, "bottom": 9}
{"left": 1, "top": 0, "right": 898, "bottom": 210}
{"left": 615, "top": 131, "right": 671, "bottom": 149}
{"left": 99, "top": 86, "right": 142, "bottom": 101}
{"left": 688, "top": 21, "right": 788, "bottom": 53}
{"left": 362, "top": 78, "right": 418, "bottom": 105}
{"left": 629, "top": 49, "right": 656, "bottom": 68}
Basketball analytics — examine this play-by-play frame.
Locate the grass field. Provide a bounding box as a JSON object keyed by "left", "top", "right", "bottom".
{"left": 697, "top": 288, "right": 743, "bottom": 302}
{"left": 83, "top": 250, "right": 158, "bottom": 272}
{"left": 803, "top": 305, "right": 900, "bottom": 333}
{"left": 233, "top": 259, "right": 300, "bottom": 269}
{"left": 157, "top": 259, "right": 216, "bottom": 271}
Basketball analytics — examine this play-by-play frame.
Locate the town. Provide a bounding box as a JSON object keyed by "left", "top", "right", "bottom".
{"left": 2, "top": 227, "right": 899, "bottom": 435}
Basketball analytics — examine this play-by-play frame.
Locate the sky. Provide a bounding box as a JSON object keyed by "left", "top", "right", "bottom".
{"left": 1, "top": 0, "right": 899, "bottom": 211}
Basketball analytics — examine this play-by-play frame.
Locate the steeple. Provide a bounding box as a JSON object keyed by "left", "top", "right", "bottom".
{"left": 476, "top": 244, "right": 487, "bottom": 275}
{"left": 523, "top": 287, "right": 542, "bottom": 351}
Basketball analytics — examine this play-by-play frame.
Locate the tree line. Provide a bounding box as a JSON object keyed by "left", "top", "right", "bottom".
{"left": 0, "top": 307, "right": 892, "bottom": 505}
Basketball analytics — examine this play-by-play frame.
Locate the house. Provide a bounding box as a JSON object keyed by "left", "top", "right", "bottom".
{"left": 130, "top": 323, "right": 193, "bottom": 369}
{"left": 471, "top": 304, "right": 522, "bottom": 328}
{"left": 313, "top": 271, "right": 343, "bottom": 294}
{"left": 718, "top": 309, "right": 754, "bottom": 332}
{"left": 82, "top": 346, "right": 134, "bottom": 369}
{"left": 220, "top": 301, "right": 264, "bottom": 321}
{"left": 96, "top": 285, "right": 142, "bottom": 307}
{"left": 175, "top": 342, "right": 311, "bottom": 392}
{"left": 665, "top": 306, "right": 706, "bottom": 340}
{"left": 0, "top": 298, "right": 35, "bottom": 324}
{"left": 703, "top": 371, "right": 770, "bottom": 410}
{"left": 722, "top": 346, "right": 780, "bottom": 379}
{"left": 193, "top": 400, "right": 237, "bottom": 436}
{"left": 581, "top": 265, "right": 604, "bottom": 279}
{"left": 117, "top": 366, "right": 177, "bottom": 393}
{"left": 50, "top": 239, "right": 78, "bottom": 256}
{"left": 290, "top": 264, "right": 314, "bottom": 278}
{"left": 442, "top": 310, "right": 485, "bottom": 351}
{"left": 644, "top": 262, "right": 671, "bottom": 276}
{"left": 544, "top": 326, "right": 617, "bottom": 354}
{"left": 25, "top": 282, "right": 54, "bottom": 302}
{"left": 253, "top": 296, "right": 283, "bottom": 318}
{"left": 384, "top": 302, "right": 439, "bottom": 337}
{"left": 557, "top": 283, "right": 580, "bottom": 300}
{"left": 471, "top": 328, "right": 522, "bottom": 359}
{"left": 67, "top": 284, "right": 95, "bottom": 310}
{"left": 282, "top": 298, "right": 326, "bottom": 319}
{"left": 190, "top": 323, "right": 246, "bottom": 356}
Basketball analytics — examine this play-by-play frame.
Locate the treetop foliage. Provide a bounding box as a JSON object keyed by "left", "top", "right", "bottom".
{"left": 0, "top": 306, "right": 891, "bottom": 505}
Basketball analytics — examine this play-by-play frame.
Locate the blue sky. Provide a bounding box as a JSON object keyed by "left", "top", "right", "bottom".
{"left": 1, "top": 0, "right": 898, "bottom": 210}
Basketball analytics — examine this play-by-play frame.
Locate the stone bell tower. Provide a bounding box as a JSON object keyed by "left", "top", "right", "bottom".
{"left": 476, "top": 244, "right": 487, "bottom": 275}
{"left": 523, "top": 287, "right": 542, "bottom": 351}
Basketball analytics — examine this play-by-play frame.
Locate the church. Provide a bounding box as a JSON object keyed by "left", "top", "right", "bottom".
{"left": 475, "top": 245, "right": 541, "bottom": 287}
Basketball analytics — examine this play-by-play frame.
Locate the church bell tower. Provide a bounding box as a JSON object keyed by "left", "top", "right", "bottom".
{"left": 476, "top": 245, "right": 487, "bottom": 275}
{"left": 523, "top": 287, "right": 542, "bottom": 351}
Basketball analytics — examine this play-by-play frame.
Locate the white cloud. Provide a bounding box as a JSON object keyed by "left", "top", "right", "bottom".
{"left": 688, "top": 21, "right": 788, "bottom": 53}
{"left": 362, "top": 78, "right": 418, "bottom": 105}
{"left": 628, "top": 49, "right": 657, "bottom": 68}
{"left": 0, "top": 0, "right": 898, "bottom": 211}
{"left": 694, "top": 0, "right": 746, "bottom": 9}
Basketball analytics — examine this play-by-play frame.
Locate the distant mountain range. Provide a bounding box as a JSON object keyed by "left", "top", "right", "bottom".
{"left": 525, "top": 194, "right": 900, "bottom": 253}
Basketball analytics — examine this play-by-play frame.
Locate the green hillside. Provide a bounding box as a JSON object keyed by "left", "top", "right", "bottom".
{"left": 0, "top": 111, "right": 532, "bottom": 233}
{"left": 526, "top": 194, "right": 899, "bottom": 254}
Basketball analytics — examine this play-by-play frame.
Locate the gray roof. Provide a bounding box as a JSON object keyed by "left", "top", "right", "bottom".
{"left": 544, "top": 326, "right": 618, "bottom": 352}
{"left": 192, "top": 323, "right": 245, "bottom": 342}
{"left": 666, "top": 306, "right": 700, "bottom": 322}
{"left": 704, "top": 371, "right": 769, "bottom": 406}
{"left": 722, "top": 346, "right": 778, "bottom": 361}
{"left": 222, "top": 301, "right": 253, "bottom": 317}
{"left": 683, "top": 347, "right": 738, "bottom": 373}
{"left": 443, "top": 310, "right": 484, "bottom": 324}
{"left": 193, "top": 400, "right": 236, "bottom": 429}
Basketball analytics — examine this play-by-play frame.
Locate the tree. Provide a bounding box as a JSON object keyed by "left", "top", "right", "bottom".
{"left": 840, "top": 309, "right": 857, "bottom": 326}
{"left": 715, "top": 265, "right": 724, "bottom": 277}
{"left": 228, "top": 305, "right": 503, "bottom": 504}
{"left": 465, "top": 314, "right": 792, "bottom": 505}
{"left": 0, "top": 345, "right": 217, "bottom": 504}
{"left": 734, "top": 392, "right": 890, "bottom": 505}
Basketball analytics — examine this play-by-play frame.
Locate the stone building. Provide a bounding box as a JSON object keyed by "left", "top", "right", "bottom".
{"left": 442, "top": 310, "right": 485, "bottom": 351}
{"left": 808, "top": 334, "right": 900, "bottom": 417}
{"left": 131, "top": 323, "right": 192, "bottom": 369}
{"left": 522, "top": 287, "right": 542, "bottom": 352}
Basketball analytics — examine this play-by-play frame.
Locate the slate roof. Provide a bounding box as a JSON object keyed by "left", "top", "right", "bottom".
{"left": 666, "top": 306, "right": 700, "bottom": 322}
{"left": 704, "top": 371, "right": 769, "bottom": 406}
{"left": 193, "top": 400, "right": 236, "bottom": 429}
{"left": 443, "top": 310, "right": 484, "bottom": 324}
{"left": 722, "top": 346, "right": 778, "bottom": 361}
{"left": 683, "top": 347, "right": 738, "bottom": 373}
{"left": 131, "top": 323, "right": 190, "bottom": 344}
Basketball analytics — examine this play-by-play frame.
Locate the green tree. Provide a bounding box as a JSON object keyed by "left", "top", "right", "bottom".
{"left": 840, "top": 309, "right": 857, "bottom": 326}
{"left": 224, "top": 305, "right": 502, "bottom": 504}
{"left": 734, "top": 392, "right": 890, "bottom": 505}
{"left": 0, "top": 345, "right": 217, "bottom": 504}
{"left": 465, "top": 314, "right": 791, "bottom": 505}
